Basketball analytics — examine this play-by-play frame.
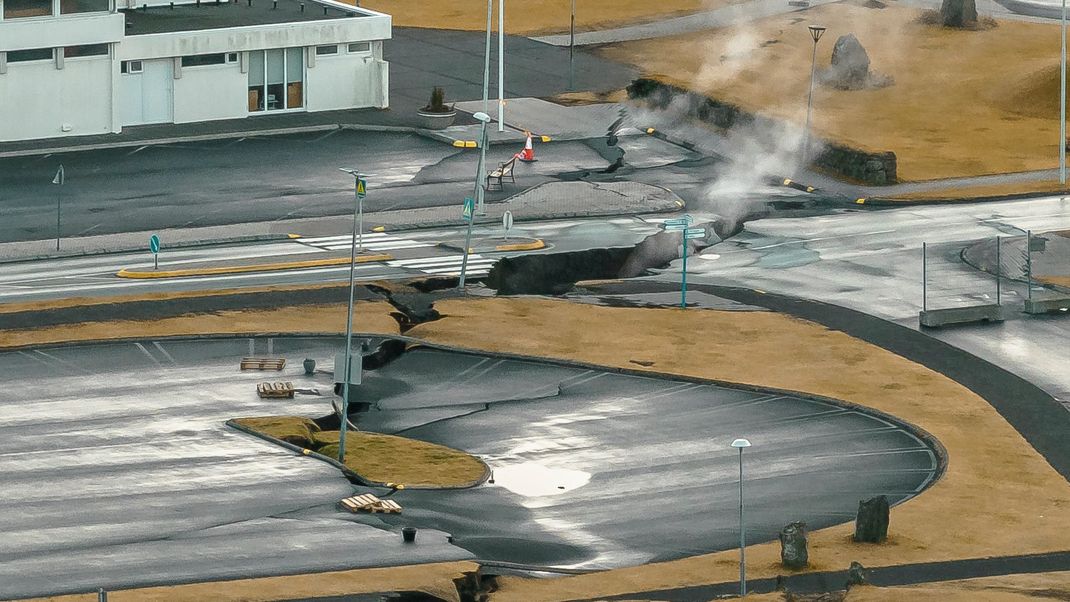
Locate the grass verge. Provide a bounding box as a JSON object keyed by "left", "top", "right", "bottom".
{"left": 233, "top": 416, "right": 488, "bottom": 488}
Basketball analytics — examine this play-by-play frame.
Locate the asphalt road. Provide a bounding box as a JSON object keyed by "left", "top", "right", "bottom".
{"left": 0, "top": 337, "right": 938, "bottom": 598}
{"left": 0, "top": 217, "right": 663, "bottom": 303}
{"left": 670, "top": 197, "right": 1070, "bottom": 410}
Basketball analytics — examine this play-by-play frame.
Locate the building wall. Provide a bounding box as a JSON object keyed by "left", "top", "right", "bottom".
{"left": 172, "top": 60, "right": 247, "bottom": 123}
{"left": 305, "top": 47, "right": 384, "bottom": 111}
{"left": 0, "top": 54, "right": 115, "bottom": 141}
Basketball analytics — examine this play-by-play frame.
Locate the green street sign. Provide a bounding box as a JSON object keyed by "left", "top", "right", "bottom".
{"left": 149, "top": 234, "right": 160, "bottom": 254}
{"left": 356, "top": 178, "right": 367, "bottom": 200}
{"left": 462, "top": 197, "right": 474, "bottom": 222}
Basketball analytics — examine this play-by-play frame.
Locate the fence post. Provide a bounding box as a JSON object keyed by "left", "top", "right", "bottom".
{"left": 98, "top": 588, "right": 107, "bottom": 602}
{"left": 922, "top": 242, "right": 927, "bottom": 312}
{"left": 996, "top": 236, "right": 1001, "bottom": 305}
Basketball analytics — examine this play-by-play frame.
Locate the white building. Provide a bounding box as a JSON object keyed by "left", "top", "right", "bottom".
{"left": 0, "top": 0, "right": 390, "bottom": 142}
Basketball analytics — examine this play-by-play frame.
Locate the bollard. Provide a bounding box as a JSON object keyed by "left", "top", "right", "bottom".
{"left": 303, "top": 358, "right": 316, "bottom": 375}
{"left": 402, "top": 527, "right": 417, "bottom": 543}
{"left": 98, "top": 588, "right": 107, "bottom": 602}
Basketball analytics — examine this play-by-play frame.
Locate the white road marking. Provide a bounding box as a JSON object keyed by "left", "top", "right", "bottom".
{"left": 152, "top": 342, "right": 176, "bottom": 365}
{"left": 134, "top": 343, "right": 163, "bottom": 368}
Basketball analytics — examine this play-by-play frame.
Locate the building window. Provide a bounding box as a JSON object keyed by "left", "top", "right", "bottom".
{"left": 121, "top": 60, "right": 144, "bottom": 74}
{"left": 60, "top": 0, "right": 110, "bottom": 14}
{"left": 181, "top": 53, "right": 226, "bottom": 67}
{"left": 3, "top": 0, "right": 52, "bottom": 18}
{"left": 226, "top": 53, "right": 238, "bottom": 63}
{"left": 7, "top": 48, "right": 55, "bottom": 63}
{"left": 248, "top": 48, "right": 304, "bottom": 113}
{"left": 64, "top": 44, "right": 109, "bottom": 59}
{"left": 347, "top": 42, "right": 370, "bottom": 54}
{"left": 315, "top": 45, "right": 339, "bottom": 56}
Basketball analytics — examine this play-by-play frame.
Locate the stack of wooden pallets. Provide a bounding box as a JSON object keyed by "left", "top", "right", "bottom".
{"left": 240, "top": 357, "right": 286, "bottom": 371}
{"left": 339, "top": 493, "right": 402, "bottom": 514}
{"left": 256, "top": 382, "right": 295, "bottom": 399}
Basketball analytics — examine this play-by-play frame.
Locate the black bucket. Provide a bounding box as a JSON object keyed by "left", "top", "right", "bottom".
{"left": 402, "top": 527, "right": 417, "bottom": 543}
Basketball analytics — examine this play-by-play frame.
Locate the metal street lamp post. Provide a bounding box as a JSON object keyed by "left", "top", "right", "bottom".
{"left": 51, "top": 165, "right": 65, "bottom": 251}
{"left": 569, "top": 0, "right": 576, "bottom": 90}
{"left": 731, "top": 437, "right": 752, "bottom": 597}
{"left": 1061, "top": 0, "right": 1067, "bottom": 187}
{"left": 802, "top": 25, "right": 826, "bottom": 165}
{"left": 498, "top": 0, "right": 505, "bottom": 132}
{"left": 483, "top": 0, "right": 492, "bottom": 115}
{"left": 459, "top": 111, "right": 493, "bottom": 289}
{"left": 336, "top": 167, "right": 365, "bottom": 463}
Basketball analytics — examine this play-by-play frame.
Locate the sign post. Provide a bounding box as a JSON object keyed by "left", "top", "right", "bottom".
{"left": 355, "top": 176, "right": 367, "bottom": 253}
{"left": 149, "top": 234, "right": 160, "bottom": 271}
{"left": 502, "top": 210, "right": 513, "bottom": 240}
{"left": 663, "top": 215, "right": 703, "bottom": 308}
{"left": 51, "top": 165, "right": 64, "bottom": 252}
{"left": 458, "top": 196, "right": 476, "bottom": 288}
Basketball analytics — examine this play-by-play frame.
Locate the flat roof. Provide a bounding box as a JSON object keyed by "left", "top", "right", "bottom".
{"left": 122, "top": 0, "right": 360, "bottom": 35}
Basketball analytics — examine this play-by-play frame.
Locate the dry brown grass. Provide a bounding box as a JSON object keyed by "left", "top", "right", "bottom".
{"left": 234, "top": 416, "right": 487, "bottom": 487}
{"left": 844, "top": 570, "right": 1070, "bottom": 601}
{"left": 403, "top": 297, "right": 1070, "bottom": 601}
{"left": 600, "top": 2, "right": 1070, "bottom": 181}
{"left": 0, "top": 301, "right": 400, "bottom": 349}
{"left": 357, "top": 0, "right": 726, "bottom": 35}
{"left": 886, "top": 180, "right": 1069, "bottom": 201}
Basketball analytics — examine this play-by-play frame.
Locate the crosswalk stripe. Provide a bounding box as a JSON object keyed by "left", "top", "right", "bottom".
{"left": 322, "top": 241, "right": 432, "bottom": 251}
{"left": 389, "top": 254, "right": 487, "bottom": 267}
{"left": 423, "top": 266, "right": 492, "bottom": 274}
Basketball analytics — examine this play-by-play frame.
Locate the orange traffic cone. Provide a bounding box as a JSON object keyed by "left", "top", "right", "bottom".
{"left": 517, "top": 131, "right": 537, "bottom": 162}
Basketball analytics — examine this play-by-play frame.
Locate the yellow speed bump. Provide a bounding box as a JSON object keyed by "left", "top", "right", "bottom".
{"left": 452, "top": 140, "right": 478, "bottom": 148}
{"left": 646, "top": 127, "right": 656, "bottom": 134}
{"left": 116, "top": 254, "right": 393, "bottom": 279}
{"left": 372, "top": 225, "right": 386, "bottom": 232}
{"left": 540, "top": 135, "right": 552, "bottom": 143}
{"left": 856, "top": 198, "right": 867, "bottom": 204}
{"left": 783, "top": 178, "right": 793, "bottom": 186}
{"left": 495, "top": 238, "right": 546, "bottom": 252}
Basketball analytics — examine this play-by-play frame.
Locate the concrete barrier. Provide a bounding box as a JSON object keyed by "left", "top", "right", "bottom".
{"left": 1024, "top": 297, "right": 1070, "bottom": 315}
{"left": 919, "top": 304, "right": 1003, "bottom": 328}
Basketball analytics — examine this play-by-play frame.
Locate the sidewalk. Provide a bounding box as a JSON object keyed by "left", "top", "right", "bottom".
{"left": 0, "top": 180, "right": 683, "bottom": 263}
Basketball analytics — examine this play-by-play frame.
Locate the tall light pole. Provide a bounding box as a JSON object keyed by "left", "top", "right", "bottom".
{"left": 459, "top": 111, "right": 493, "bottom": 289}
{"left": 569, "top": 0, "right": 576, "bottom": 90}
{"left": 51, "top": 165, "right": 64, "bottom": 251}
{"left": 731, "top": 438, "right": 752, "bottom": 597}
{"left": 336, "top": 167, "right": 365, "bottom": 463}
{"left": 1061, "top": 0, "right": 1067, "bottom": 188}
{"left": 483, "top": 0, "right": 492, "bottom": 115}
{"left": 802, "top": 25, "right": 826, "bottom": 166}
{"left": 498, "top": 0, "right": 505, "bottom": 132}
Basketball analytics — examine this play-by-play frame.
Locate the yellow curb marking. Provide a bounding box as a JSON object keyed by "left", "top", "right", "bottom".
{"left": 806, "top": 186, "right": 815, "bottom": 193}
{"left": 856, "top": 198, "right": 867, "bottom": 204}
{"left": 783, "top": 178, "right": 793, "bottom": 186}
{"left": 116, "top": 254, "right": 394, "bottom": 279}
{"left": 646, "top": 127, "right": 656, "bottom": 134}
{"left": 674, "top": 199, "right": 685, "bottom": 207}
{"left": 540, "top": 135, "right": 552, "bottom": 143}
{"left": 287, "top": 233, "right": 301, "bottom": 239}
{"left": 495, "top": 239, "right": 546, "bottom": 252}
{"left": 452, "top": 140, "right": 478, "bottom": 148}
{"left": 372, "top": 226, "right": 386, "bottom": 232}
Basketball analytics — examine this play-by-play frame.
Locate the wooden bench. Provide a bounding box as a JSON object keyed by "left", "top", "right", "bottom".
{"left": 257, "top": 382, "right": 295, "bottom": 399}
{"left": 486, "top": 155, "right": 517, "bottom": 190}
{"left": 339, "top": 493, "right": 403, "bottom": 514}
{"left": 240, "top": 357, "right": 286, "bottom": 371}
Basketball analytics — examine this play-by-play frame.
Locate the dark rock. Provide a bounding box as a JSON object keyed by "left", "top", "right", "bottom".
{"left": 779, "top": 521, "right": 809, "bottom": 568}
{"left": 846, "top": 561, "right": 868, "bottom": 588}
{"left": 940, "top": 0, "right": 977, "bottom": 27}
{"left": 853, "top": 495, "right": 889, "bottom": 543}
{"left": 486, "top": 248, "right": 634, "bottom": 295}
{"left": 821, "top": 35, "right": 893, "bottom": 91}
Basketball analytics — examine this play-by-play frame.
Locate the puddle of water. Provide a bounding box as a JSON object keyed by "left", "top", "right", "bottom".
{"left": 491, "top": 462, "right": 591, "bottom": 497}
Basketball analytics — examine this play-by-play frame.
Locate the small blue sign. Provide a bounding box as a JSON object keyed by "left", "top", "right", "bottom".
{"left": 149, "top": 234, "right": 160, "bottom": 254}
{"left": 462, "top": 197, "right": 474, "bottom": 222}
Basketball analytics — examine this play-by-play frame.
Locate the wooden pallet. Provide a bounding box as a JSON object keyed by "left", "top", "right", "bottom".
{"left": 257, "top": 381, "right": 294, "bottom": 399}
{"left": 339, "top": 493, "right": 402, "bottom": 514}
{"left": 240, "top": 357, "right": 286, "bottom": 371}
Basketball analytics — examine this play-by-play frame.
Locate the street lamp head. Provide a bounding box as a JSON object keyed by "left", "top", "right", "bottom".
{"left": 338, "top": 167, "right": 361, "bottom": 177}
{"left": 731, "top": 438, "right": 752, "bottom": 449}
{"left": 809, "top": 25, "right": 826, "bottom": 43}
{"left": 472, "top": 111, "right": 493, "bottom": 123}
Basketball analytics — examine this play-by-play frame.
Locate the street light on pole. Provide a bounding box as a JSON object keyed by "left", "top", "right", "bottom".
{"left": 802, "top": 25, "right": 826, "bottom": 166}
{"left": 459, "top": 111, "right": 493, "bottom": 289}
{"left": 336, "top": 167, "right": 365, "bottom": 464}
{"left": 1061, "top": 0, "right": 1067, "bottom": 188}
{"left": 498, "top": 0, "right": 505, "bottom": 132}
{"left": 483, "top": 0, "right": 492, "bottom": 115}
{"left": 731, "top": 437, "right": 752, "bottom": 597}
{"left": 569, "top": 0, "right": 576, "bottom": 90}
{"left": 51, "top": 165, "right": 64, "bottom": 252}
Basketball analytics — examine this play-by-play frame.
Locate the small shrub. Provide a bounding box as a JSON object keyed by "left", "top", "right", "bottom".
{"left": 422, "top": 86, "right": 453, "bottom": 113}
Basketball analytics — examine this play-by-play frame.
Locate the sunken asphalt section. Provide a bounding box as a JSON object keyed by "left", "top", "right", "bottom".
{"left": 0, "top": 335, "right": 937, "bottom": 598}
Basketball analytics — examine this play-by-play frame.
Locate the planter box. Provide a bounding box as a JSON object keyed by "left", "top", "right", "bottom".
{"left": 417, "top": 110, "right": 457, "bottom": 130}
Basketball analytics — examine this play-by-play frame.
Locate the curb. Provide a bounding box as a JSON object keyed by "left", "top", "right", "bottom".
{"left": 225, "top": 417, "right": 492, "bottom": 491}
{"left": 0, "top": 233, "right": 296, "bottom": 266}
{"left": 115, "top": 253, "right": 393, "bottom": 279}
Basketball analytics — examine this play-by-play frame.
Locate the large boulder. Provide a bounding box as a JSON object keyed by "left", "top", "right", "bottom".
{"left": 941, "top": 0, "right": 978, "bottom": 27}
{"left": 779, "top": 522, "right": 809, "bottom": 569}
{"left": 821, "top": 35, "right": 893, "bottom": 90}
{"left": 853, "top": 495, "right": 890, "bottom": 543}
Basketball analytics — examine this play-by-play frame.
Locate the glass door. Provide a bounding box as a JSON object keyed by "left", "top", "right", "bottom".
{"left": 248, "top": 48, "right": 304, "bottom": 113}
